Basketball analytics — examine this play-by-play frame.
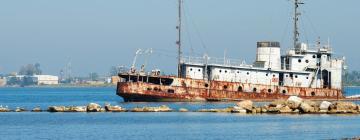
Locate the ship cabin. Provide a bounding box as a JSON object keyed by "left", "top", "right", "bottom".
{"left": 180, "top": 41, "right": 345, "bottom": 90}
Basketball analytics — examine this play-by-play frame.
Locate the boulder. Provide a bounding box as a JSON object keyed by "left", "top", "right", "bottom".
{"left": 87, "top": 103, "right": 101, "bottom": 112}
{"left": 132, "top": 105, "right": 172, "bottom": 112}
{"left": 48, "top": 106, "right": 66, "bottom": 112}
{"left": 105, "top": 105, "right": 126, "bottom": 112}
{"left": 179, "top": 108, "right": 189, "bottom": 112}
{"left": 231, "top": 106, "right": 247, "bottom": 113}
{"left": 72, "top": 106, "right": 87, "bottom": 112}
{"left": 319, "top": 101, "right": 332, "bottom": 111}
{"left": 330, "top": 102, "right": 358, "bottom": 113}
{"left": 300, "top": 102, "right": 316, "bottom": 113}
{"left": 32, "top": 107, "right": 42, "bottom": 112}
{"left": 236, "top": 100, "right": 253, "bottom": 111}
{"left": 279, "top": 106, "right": 293, "bottom": 113}
{"left": 0, "top": 106, "right": 10, "bottom": 112}
{"left": 15, "top": 107, "right": 26, "bottom": 112}
{"left": 286, "top": 96, "right": 303, "bottom": 109}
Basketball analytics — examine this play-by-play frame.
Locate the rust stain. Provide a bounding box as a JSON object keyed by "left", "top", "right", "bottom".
{"left": 117, "top": 76, "right": 346, "bottom": 102}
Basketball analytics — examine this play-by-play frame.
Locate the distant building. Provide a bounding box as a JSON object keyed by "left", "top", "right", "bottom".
{"left": 32, "top": 75, "right": 59, "bottom": 85}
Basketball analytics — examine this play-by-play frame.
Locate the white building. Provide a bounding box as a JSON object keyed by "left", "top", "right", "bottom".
{"left": 33, "top": 75, "right": 59, "bottom": 85}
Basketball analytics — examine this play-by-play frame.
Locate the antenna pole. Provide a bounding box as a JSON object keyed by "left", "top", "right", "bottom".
{"left": 177, "top": 0, "right": 182, "bottom": 77}
{"left": 293, "top": 0, "right": 304, "bottom": 49}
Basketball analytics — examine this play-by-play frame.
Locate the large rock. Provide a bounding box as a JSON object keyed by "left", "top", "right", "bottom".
{"left": 319, "top": 101, "right": 332, "bottom": 111}
{"left": 105, "top": 105, "right": 126, "bottom": 112}
{"left": 87, "top": 103, "right": 101, "bottom": 112}
{"left": 330, "top": 102, "right": 358, "bottom": 113}
{"left": 279, "top": 106, "right": 293, "bottom": 113}
{"left": 179, "top": 108, "right": 189, "bottom": 112}
{"left": 71, "top": 106, "right": 87, "bottom": 112}
{"left": 236, "top": 100, "right": 253, "bottom": 111}
{"left": 15, "top": 107, "right": 26, "bottom": 112}
{"left": 231, "top": 106, "right": 247, "bottom": 113}
{"left": 0, "top": 106, "right": 10, "bottom": 112}
{"left": 48, "top": 106, "right": 66, "bottom": 112}
{"left": 132, "top": 105, "right": 172, "bottom": 112}
{"left": 32, "top": 107, "right": 42, "bottom": 112}
{"left": 287, "top": 96, "right": 303, "bottom": 109}
{"left": 300, "top": 102, "right": 316, "bottom": 113}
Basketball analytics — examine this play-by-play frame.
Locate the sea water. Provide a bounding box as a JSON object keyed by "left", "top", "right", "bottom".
{"left": 0, "top": 87, "right": 359, "bottom": 140}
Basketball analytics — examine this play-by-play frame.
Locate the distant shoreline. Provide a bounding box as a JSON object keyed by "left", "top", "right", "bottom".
{"left": 1, "top": 84, "right": 116, "bottom": 88}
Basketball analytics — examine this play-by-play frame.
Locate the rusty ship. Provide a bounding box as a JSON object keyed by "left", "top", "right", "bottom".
{"left": 116, "top": 0, "right": 348, "bottom": 102}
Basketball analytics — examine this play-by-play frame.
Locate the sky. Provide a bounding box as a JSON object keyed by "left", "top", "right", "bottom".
{"left": 0, "top": 0, "right": 359, "bottom": 76}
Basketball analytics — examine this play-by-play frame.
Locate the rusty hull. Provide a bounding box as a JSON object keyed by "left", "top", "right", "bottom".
{"left": 117, "top": 77, "right": 347, "bottom": 102}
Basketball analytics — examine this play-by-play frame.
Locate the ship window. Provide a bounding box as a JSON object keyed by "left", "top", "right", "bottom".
{"left": 205, "top": 83, "right": 209, "bottom": 88}
{"left": 154, "top": 87, "right": 159, "bottom": 91}
{"left": 286, "top": 74, "right": 289, "bottom": 77}
{"left": 237, "top": 71, "right": 240, "bottom": 74}
{"left": 273, "top": 74, "right": 276, "bottom": 77}
{"left": 219, "top": 70, "right": 222, "bottom": 73}
{"left": 295, "top": 75, "right": 298, "bottom": 78}
{"left": 268, "top": 89, "right": 272, "bottom": 93}
{"left": 238, "top": 86, "right": 243, "bottom": 92}
{"left": 306, "top": 77, "right": 309, "bottom": 79}
{"left": 223, "top": 85, "right": 228, "bottom": 90}
{"left": 313, "top": 55, "right": 316, "bottom": 58}
{"left": 282, "top": 90, "right": 287, "bottom": 94}
{"left": 147, "top": 88, "right": 152, "bottom": 91}
{"left": 298, "top": 59, "right": 302, "bottom": 63}
{"left": 225, "top": 70, "right": 228, "bottom": 73}
{"left": 190, "top": 68, "right": 193, "bottom": 71}
{"left": 247, "top": 72, "right": 250, "bottom": 75}
{"left": 305, "top": 60, "right": 309, "bottom": 63}
{"left": 168, "top": 89, "right": 175, "bottom": 93}
{"left": 266, "top": 74, "right": 269, "bottom": 76}
{"left": 253, "top": 88, "right": 257, "bottom": 92}
{"left": 311, "top": 92, "right": 316, "bottom": 96}
{"left": 198, "top": 69, "right": 201, "bottom": 72}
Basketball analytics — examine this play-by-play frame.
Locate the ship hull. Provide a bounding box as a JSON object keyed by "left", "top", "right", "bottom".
{"left": 116, "top": 77, "right": 344, "bottom": 102}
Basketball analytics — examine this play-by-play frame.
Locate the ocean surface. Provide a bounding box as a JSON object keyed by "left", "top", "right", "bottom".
{"left": 0, "top": 87, "right": 359, "bottom": 140}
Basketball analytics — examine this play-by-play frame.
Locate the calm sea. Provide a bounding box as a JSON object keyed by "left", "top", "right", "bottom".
{"left": 0, "top": 87, "right": 359, "bottom": 140}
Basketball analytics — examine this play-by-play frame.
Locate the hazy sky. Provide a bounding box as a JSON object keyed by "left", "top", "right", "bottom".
{"left": 0, "top": 0, "right": 359, "bottom": 76}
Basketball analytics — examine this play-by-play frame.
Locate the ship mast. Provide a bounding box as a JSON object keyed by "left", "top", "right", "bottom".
{"left": 293, "top": 0, "right": 304, "bottom": 49}
{"left": 177, "top": 0, "right": 182, "bottom": 77}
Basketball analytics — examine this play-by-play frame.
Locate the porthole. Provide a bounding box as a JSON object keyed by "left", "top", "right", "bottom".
{"left": 268, "top": 89, "right": 272, "bottom": 93}
{"left": 154, "top": 87, "right": 159, "bottom": 91}
{"left": 282, "top": 90, "right": 287, "bottom": 94}
{"left": 286, "top": 75, "right": 289, "bottom": 77}
{"left": 311, "top": 92, "right": 316, "bottom": 96}
{"left": 168, "top": 89, "right": 175, "bottom": 93}
{"left": 237, "top": 71, "right": 240, "bottom": 74}
{"left": 253, "top": 88, "right": 257, "bottom": 92}
{"left": 219, "top": 70, "right": 222, "bottom": 73}
{"left": 273, "top": 74, "right": 276, "bottom": 77}
{"left": 247, "top": 72, "right": 250, "bottom": 75}
{"left": 205, "top": 83, "right": 209, "bottom": 88}
{"left": 298, "top": 59, "right": 302, "bottom": 63}
{"left": 306, "top": 77, "right": 309, "bottom": 79}
{"left": 238, "top": 86, "right": 243, "bottom": 92}
{"left": 190, "top": 68, "right": 193, "bottom": 71}
{"left": 225, "top": 70, "right": 228, "bottom": 73}
{"left": 147, "top": 88, "right": 152, "bottom": 91}
{"left": 312, "top": 55, "right": 316, "bottom": 59}
{"left": 295, "top": 75, "right": 298, "bottom": 78}
{"left": 198, "top": 69, "right": 201, "bottom": 72}
{"left": 266, "top": 74, "right": 269, "bottom": 76}
{"left": 305, "top": 60, "right": 309, "bottom": 63}
{"left": 223, "top": 85, "right": 228, "bottom": 89}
